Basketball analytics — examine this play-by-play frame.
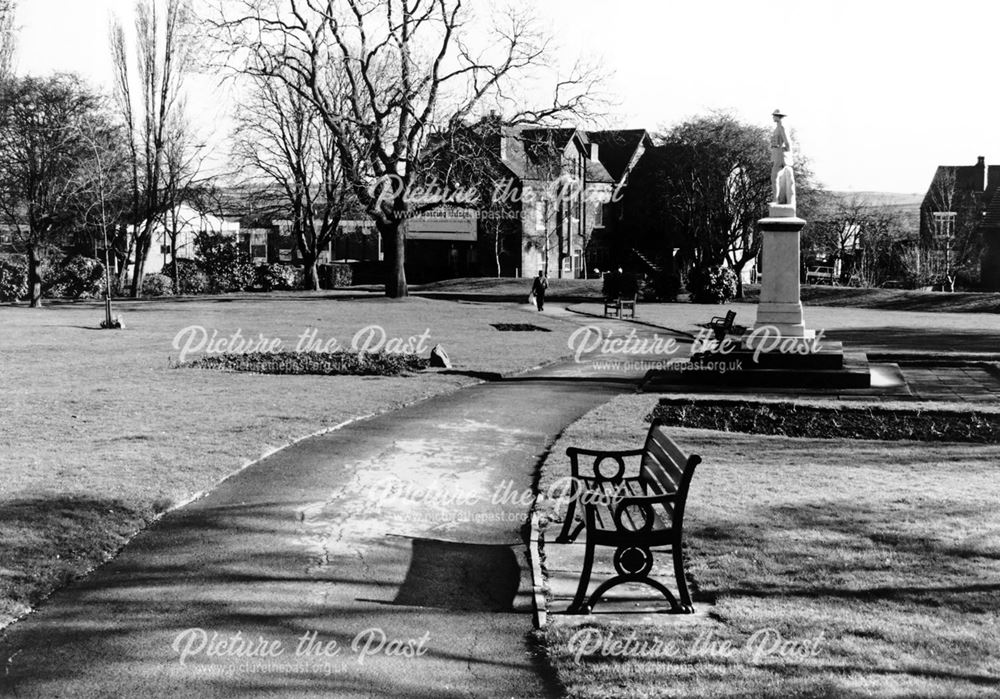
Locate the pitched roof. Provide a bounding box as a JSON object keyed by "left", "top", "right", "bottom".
{"left": 584, "top": 129, "right": 651, "bottom": 181}
{"left": 500, "top": 126, "right": 614, "bottom": 183}
{"left": 983, "top": 188, "right": 1000, "bottom": 228}
{"left": 923, "top": 159, "right": 988, "bottom": 208}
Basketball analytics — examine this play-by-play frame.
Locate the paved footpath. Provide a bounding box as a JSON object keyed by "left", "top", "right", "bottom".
{"left": 0, "top": 311, "right": 663, "bottom": 698}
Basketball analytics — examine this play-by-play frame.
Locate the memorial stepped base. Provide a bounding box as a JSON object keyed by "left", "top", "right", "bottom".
{"left": 643, "top": 341, "right": 872, "bottom": 390}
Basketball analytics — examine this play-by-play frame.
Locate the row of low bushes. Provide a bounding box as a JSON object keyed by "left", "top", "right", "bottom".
{"left": 0, "top": 256, "right": 355, "bottom": 301}
{"left": 602, "top": 265, "right": 735, "bottom": 304}
{"left": 141, "top": 261, "right": 353, "bottom": 296}
{"left": 648, "top": 398, "right": 1000, "bottom": 443}
{"left": 0, "top": 255, "right": 108, "bottom": 302}
{"left": 1, "top": 231, "right": 357, "bottom": 302}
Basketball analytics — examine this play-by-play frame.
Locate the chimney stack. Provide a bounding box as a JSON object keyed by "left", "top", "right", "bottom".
{"left": 977, "top": 156, "right": 987, "bottom": 191}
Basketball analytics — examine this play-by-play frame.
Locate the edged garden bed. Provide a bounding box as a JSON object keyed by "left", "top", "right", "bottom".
{"left": 183, "top": 350, "right": 428, "bottom": 376}
{"left": 649, "top": 397, "right": 1000, "bottom": 443}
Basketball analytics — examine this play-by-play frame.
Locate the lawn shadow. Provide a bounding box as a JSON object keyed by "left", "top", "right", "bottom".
{"left": 825, "top": 325, "right": 1000, "bottom": 354}
{"left": 692, "top": 498, "right": 1000, "bottom": 612}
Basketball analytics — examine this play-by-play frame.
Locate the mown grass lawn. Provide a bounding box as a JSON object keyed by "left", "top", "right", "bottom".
{"left": 0, "top": 292, "right": 576, "bottom": 630}
{"left": 537, "top": 395, "right": 1000, "bottom": 698}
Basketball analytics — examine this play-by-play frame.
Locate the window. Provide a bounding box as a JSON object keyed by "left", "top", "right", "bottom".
{"left": 562, "top": 252, "right": 574, "bottom": 275}
{"left": 932, "top": 211, "right": 956, "bottom": 240}
{"left": 535, "top": 203, "right": 546, "bottom": 231}
{"left": 594, "top": 202, "right": 604, "bottom": 228}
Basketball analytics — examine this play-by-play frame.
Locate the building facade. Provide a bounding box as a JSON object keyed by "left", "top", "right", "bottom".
{"left": 920, "top": 156, "right": 1000, "bottom": 289}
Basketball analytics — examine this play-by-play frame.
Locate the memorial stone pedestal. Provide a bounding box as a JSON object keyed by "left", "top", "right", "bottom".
{"left": 746, "top": 204, "right": 814, "bottom": 349}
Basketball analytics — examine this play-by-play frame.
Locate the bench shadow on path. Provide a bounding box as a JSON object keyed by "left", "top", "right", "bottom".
{"left": 390, "top": 537, "right": 522, "bottom": 611}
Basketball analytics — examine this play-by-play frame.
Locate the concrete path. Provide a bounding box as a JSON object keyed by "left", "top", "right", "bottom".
{"left": 0, "top": 311, "right": 665, "bottom": 698}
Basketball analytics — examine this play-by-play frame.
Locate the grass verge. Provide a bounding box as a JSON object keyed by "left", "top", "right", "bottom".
{"left": 536, "top": 394, "right": 1000, "bottom": 698}
{"left": 0, "top": 293, "right": 575, "bottom": 630}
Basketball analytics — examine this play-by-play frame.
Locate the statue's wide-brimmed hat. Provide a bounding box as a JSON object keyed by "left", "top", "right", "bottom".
{"left": 772, "top": 109, "right": 786, "bottom": 117}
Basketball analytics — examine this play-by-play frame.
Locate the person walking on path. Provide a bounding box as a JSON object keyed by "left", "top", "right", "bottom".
{"left": 530, "top": 270, "right": 548, "bottom": 311}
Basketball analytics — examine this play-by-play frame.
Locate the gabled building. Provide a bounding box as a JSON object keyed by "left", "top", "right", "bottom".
{"left": 980, "top": 190, "right": 1000, "bottom": 290}
{"left": 920, "top": 156, "right": 1000, "bottom": 289}
{"left": 500, "top": 126, "right": 615, "bottom": 278}
{"left": 416, "top": 119, "right": 653, "bottom": 280}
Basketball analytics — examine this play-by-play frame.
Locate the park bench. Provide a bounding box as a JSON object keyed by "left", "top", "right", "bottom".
{"left": 603, "top": 294, "right": 637, "bottom": 319}
{"left": 555, "top": 420, "right": 701, "bottom": 614}
{"left": 805, "top": 266, "right": 837, "bottom": 285}
{"left": 708, "top": 309, "right": 736, "bottom": 341}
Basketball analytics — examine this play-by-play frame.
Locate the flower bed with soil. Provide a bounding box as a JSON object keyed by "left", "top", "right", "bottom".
{"left": 184, "top": 350, "right": 429, "bottom": 376}
{"left": 650, "top": 397, "right": 1000, "bottom": 443}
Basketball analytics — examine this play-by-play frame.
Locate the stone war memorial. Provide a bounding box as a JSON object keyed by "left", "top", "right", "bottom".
{"left": 646, "top": 110, "right": 891, "bottom": 390}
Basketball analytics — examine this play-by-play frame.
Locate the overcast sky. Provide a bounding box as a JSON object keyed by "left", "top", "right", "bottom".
{"left": 14, "top": 0, "right": 999, "bottom": 194}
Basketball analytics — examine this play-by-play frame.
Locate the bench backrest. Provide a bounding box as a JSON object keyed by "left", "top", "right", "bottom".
{"left": 724, "top": 310, "right": 736, "bottom": 327}
{"left": 639, "top": 421, "right": 701, "bottom": 525}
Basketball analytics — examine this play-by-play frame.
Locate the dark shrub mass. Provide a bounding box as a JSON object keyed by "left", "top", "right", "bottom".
{"left": 184, "top": 350, "right": 429, "bottom": 376}
{"left": 649, "top": 398, "right": 1000, "bottom": 443}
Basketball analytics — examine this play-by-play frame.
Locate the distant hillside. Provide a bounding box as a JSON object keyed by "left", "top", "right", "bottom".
{"left": 829, "top": 191, "right": 924, "bottom": 208}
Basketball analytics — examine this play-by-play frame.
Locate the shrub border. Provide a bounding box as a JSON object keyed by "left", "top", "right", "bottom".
{"left": 648, "top": 397, "right": 1000, "bottom": 443}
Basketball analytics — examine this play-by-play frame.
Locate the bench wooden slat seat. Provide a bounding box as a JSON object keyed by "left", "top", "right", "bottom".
{"left": 555, "top": 420, "right": 701, "bottom": 614}
{"left": 806, "top": 266, "right": 838, "bottom": 285}
{"left": 603, "top": 295, "right": 637, "bottom": 319}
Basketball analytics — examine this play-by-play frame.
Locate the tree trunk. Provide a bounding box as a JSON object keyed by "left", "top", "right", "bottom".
{"left": 377, "top": 218, "right": 408, "bottom": 298}
{"left": 27, "top": 244, "right": 43, "bottom": 308}
{"left": 302, "top": 254, "right": 320, "bottom": 291}
{"left": 117, "top": 224, "right": 134, "bottom": 290}
{"left": 130, "top": 221, "right": 154, "bottom": 298}
{"left": 171, "top": 242, "right": 180, "bottom": 295}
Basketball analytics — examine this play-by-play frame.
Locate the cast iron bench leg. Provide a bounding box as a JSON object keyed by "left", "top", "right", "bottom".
{"left": 567, "top": 539, "right": 596, "bottom": 613}
{"left": 673, "top": 541, "right": 693, "bottom": 613}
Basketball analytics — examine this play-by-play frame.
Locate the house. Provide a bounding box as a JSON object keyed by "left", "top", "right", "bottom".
{"left": 980, "top": 192, "right": 1000, "bottom": 290}
{"left": 130, "top": 203, "right": 240, "bottom": 279}
{"left": 437, "top": 120, "right": 653, "bottom": 279}
{"left": 498, "top": 125, "right": 616, "bottom": 278}
{"left": 920, "top": 156, "right": 1000, "bottom": 289}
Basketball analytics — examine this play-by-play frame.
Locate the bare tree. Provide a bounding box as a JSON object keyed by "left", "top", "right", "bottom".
{"left": 233, "top": 70, "right": 353, "bottom": 290}
{"left": 208, "top": 0, "right": 603, "bottom": 298}
{"left": 160, "top": 109, "right": 215, "bottom": 293}
{"left": 0, "top": 74, "right": 106, "bottom": 307}
{"left": 0, "top": 0, "right": 16, "bottom": 80}
{"left": 74, "top": 112, "right": 132, "bottom": 323}
{"left": 110, "top": 0, "right": 197, "bottom": 297}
